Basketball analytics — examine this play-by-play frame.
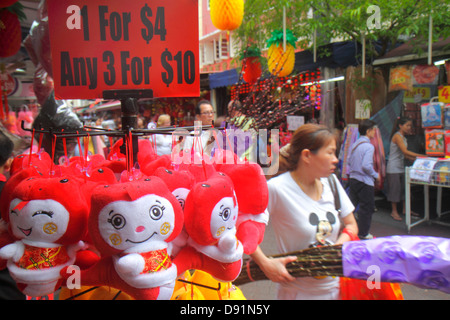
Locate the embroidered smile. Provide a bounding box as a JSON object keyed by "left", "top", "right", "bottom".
{"left": 125, "top": 232, "right": 156, "bottom": 244}
{"left": 18, "top": 227, "right": 32, "bottom": 236}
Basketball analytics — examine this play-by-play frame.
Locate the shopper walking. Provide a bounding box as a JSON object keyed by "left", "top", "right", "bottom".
{"left": 347, "top": 119, "right": 379, "bottom": 239}
{"left": 250, "top": 124, "right": 358, "bottom": 300}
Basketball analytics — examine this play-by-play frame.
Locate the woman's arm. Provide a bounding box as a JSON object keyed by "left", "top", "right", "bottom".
{"left": 392, "top": 134, "right": 424, "bottom": 159}
{"left": 250, "top": 246, "right": 297, "bottom": 283}
{"left": 335, "top": 213, "right": 358, "bottom": 244}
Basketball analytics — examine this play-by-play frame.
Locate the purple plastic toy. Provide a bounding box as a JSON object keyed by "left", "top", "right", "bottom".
{"left": 342, "top": 236, "right": 450, "bottom": 294}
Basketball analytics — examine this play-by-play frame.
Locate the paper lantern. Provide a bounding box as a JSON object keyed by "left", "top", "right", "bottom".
{"left": 210, "top": 0, "right": 244, "bottom": 31}
{"left": 241, "top": 46, "right": 262, "bottom": 84}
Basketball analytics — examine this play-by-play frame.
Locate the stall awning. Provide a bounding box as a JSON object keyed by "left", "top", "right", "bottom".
{"left": 209, "top": 69, "right": 239, "bottom": 89}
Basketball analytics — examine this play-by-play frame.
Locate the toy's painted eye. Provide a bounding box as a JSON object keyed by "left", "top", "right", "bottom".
{"left": 108, "top": 214, "right": 126, "bottom": 230}
{"left": 32, "top": 210, "right": 54, "bottom": 218}
{"left": 149, "top": 204, "right": 164, "bottom": 220}
{"left": 219, "top": 207, "right": 231, "bottom": 221}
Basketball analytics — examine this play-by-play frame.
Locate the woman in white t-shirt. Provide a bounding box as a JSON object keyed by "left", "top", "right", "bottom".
{"left": 251, "top": 124, "right": 358, "bottom": 300}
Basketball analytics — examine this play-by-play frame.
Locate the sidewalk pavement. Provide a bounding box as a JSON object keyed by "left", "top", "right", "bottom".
{"left": 238, "top": 192, "right": 450, "bottom": 300}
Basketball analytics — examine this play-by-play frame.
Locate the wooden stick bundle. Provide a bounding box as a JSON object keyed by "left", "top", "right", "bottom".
{"left": 234, "top": 245, "right": 344, "bottom": 286}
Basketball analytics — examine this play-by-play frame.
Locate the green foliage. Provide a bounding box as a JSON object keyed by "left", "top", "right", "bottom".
{"left": 234, "top": 0, "right": 450, "bottom": 60}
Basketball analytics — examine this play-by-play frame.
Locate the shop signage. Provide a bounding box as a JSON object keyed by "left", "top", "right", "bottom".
{"left": 47, "top": 0, "right": 199, "bottom": 99}
{"left": 438, "top": 86, "right": 450, "bottom": 103}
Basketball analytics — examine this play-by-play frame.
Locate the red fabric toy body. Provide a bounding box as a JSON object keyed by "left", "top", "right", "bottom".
{"left": 0, "top": 174, "right": 89, "bottom": 297}
{"left": 76, "top": 177, "right": 184, "bottom": 300}
{"left": 217, "top": 162, "right": 269, "bottom": 255}
{"left": 176, "top": 172, "right": 243, "bottom": 282}
{"left": 153, "top": 167, "right": 195, "bottom": 257}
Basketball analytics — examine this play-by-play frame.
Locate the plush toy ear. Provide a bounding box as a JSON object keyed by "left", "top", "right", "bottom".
{"left": 153, "top": 167, "right": 195, "bottom": 192}
{"left": 178, "top": 161, "right": 217, "bottom": 183}
{"left": 10, "top": 151, "right": 52, "bottom": 176}
{"left": 183, "top": 173, "right": 235, "bottom": 245}
{"left": 107, "top": 139, "right": 157, "bottom": 165}
{"left": 219, "top": 162, "right": 268, "bottom": 214}
{"left": 141, "top": 155, "right": 172, "bottom": 176}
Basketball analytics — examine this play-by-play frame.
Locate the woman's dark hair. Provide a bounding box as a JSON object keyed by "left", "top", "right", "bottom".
{"left": 358, "top": 119, "right": 376, "bottom": 136}
{"left": 390, "top": 116, "right": 412, "bottom": 139}
{"left": 285, "top": 124, "right": 336, "bottom": 171}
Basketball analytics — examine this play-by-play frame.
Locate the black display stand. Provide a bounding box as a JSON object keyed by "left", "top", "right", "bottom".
{"left": 103, "top": 89, "right": 154, "bottom": 166}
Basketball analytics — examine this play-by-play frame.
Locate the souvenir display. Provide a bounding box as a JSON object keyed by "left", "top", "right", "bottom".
{"left": 425, "top": 129, "right": 445, "bottom": 156}
{"left": 421, "top": 102, "right": 444, "bottom": 129}
{"left": 0, "top": 122, "right": 271, "bottom": 299}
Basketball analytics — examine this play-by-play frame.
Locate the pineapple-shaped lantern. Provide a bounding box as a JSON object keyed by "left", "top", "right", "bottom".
{"left": 241, "top": 46, "right": 262, "bottom": 85}
{"left": 210, "top": 0, "right": 244, "bottom": 31}
{"left": 267, "top": 29, "right": 296, "bottom": 77}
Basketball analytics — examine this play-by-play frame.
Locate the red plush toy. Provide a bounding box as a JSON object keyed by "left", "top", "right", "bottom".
{"left": 10, "top": 150, "right": 52, "bottom": 176}
{"left": 153, "top": 167, "right": 195, "bottom": 257}
{"left": 0, "top": 174, "right": 89, "bottom": 297}
{"left": 175, "top": 172, "right": 243, "bottom": 282}
{"left": 73, "top": 177, "right": 184, "bottom": 300}
{"left": 217, "top": 162, "right": 269, "bottom": 255}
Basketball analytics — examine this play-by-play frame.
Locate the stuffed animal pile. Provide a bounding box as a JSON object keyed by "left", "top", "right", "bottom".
{"left": 0, "top": 136, "right": 269, "bottom": 300}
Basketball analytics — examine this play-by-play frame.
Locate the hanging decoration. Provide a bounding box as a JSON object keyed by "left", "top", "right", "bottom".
{"left": 267, "top": 29, "right": 296, "bottom": 77}
{"left": 0, "top": 2, "right": 25, "bottom": 57}
{"left": 210, "top": 0, "right": 244, "bottom": 31}
{"left": 240, "top": 46, "right": 262, "bottom": 85}
{"left": 230, "top": 69, "right": 322, "bottom": 130}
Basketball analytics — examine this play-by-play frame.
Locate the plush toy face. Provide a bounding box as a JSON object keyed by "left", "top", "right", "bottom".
{"left": 210, "top": 195, "right": 238, "bottom": 240}
{"left": 3, "top": 176, "right": 89, "bottom": 245}
{"left": 97, "top": 194, "right": 177, "bottom": 252}
{"left": 172, "top": 188, "right": 190, "bottom": 210}
{"left": 9, "top": 198, "right": 70, "bottom": 243}
{"left": 184, "top": 173, "right": 238, "bottom": 245}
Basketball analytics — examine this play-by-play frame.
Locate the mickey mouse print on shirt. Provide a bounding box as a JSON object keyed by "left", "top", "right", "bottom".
{"left": 308, "top": 211, "right": 336, "bottom": 248}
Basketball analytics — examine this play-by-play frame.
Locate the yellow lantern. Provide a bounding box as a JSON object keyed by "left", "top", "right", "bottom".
{"left": 267, "top": 29, "right": 296, "bottom": 77}
{"left": 210, "top": 0, "right": 244, "bottom": 31}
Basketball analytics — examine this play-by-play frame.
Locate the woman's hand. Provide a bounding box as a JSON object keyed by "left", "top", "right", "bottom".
{"left": 250, "top": 246, "right": 297, "bottom": 284}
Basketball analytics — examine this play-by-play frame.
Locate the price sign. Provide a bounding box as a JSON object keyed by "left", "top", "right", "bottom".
{"left": 404, "top": 86, "right": 431, "bottom": 103}
{"left": 438, "top": 86, "right": 450, "bottom": 103}
{"left": 47, "top": 0, "right": 199, "bottom": 99}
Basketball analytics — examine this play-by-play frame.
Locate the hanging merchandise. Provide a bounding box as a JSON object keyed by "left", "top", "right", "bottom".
{"left": 446, "top": 130, "right": 450, "bottom": 158}
{"left": 0, "top": 2, "right": 25, "bottom": 57}
{"left": 209, "top": 0, "right": 244, "bottom": 31}
{"left": 421, "top": 102, "right": 444, "bottom": 128}
{"left": 425, "top": 129, "right": 445, "bottom": 157}
{"left": 267, "top": 29, "right": 296, "bottom": 77}
{"left": 370, "top": 127, "right": 386, "bottom": 191}
{"left": 240, "top": 46, "right": 262, "bottom": 85}
{"left": 338, "top": 125, "right": 359, "bottom": 183}
{"left": 388, "top": 65, "right": 413, "bottom": 92}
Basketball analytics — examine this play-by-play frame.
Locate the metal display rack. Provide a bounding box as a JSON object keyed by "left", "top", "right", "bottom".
{"left": 405, "top": 166, "right": 450, "bottom": 233}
